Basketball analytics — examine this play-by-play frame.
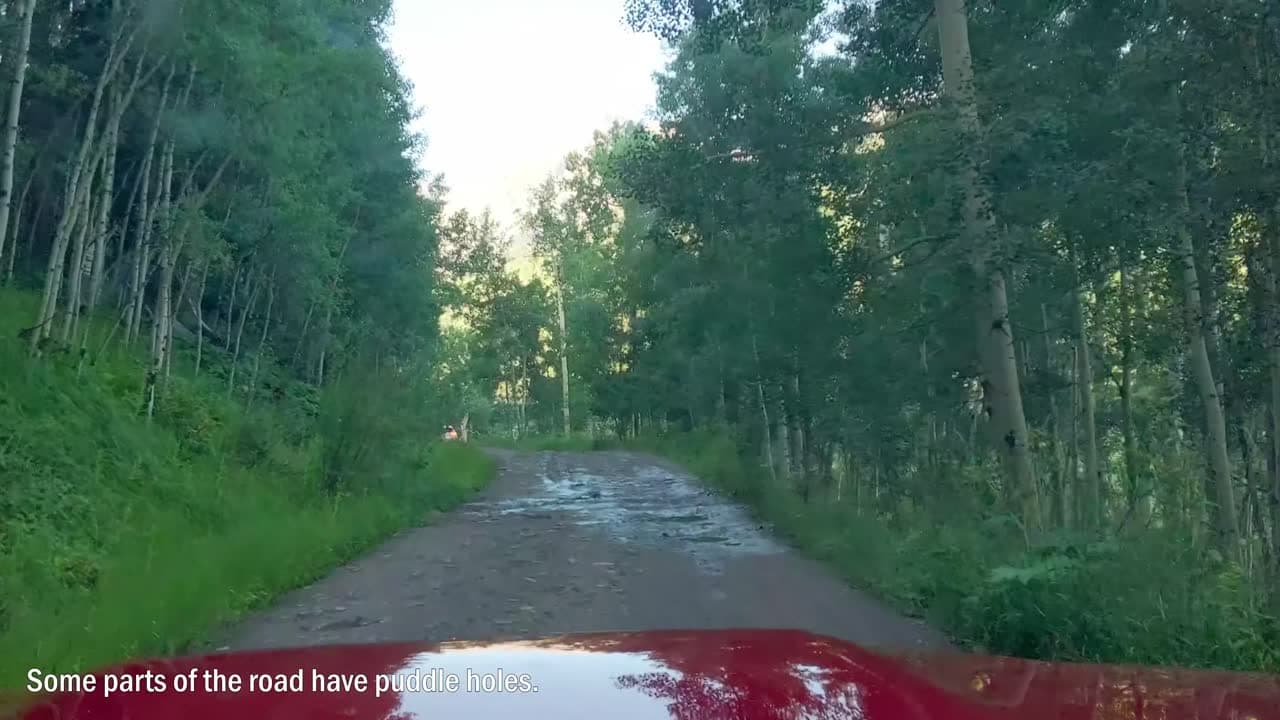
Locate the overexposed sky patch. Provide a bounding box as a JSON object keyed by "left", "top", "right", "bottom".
{"left": 387, "top": 1, "right": 669, "bottom": 246}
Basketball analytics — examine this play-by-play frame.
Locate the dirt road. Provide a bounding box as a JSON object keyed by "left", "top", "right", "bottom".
{"left": 217, "top": 449, "right": 951, "bottom": 653}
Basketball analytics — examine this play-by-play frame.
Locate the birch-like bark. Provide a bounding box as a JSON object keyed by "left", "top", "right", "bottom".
{"left": 1255, "top": 29, "right": 1280, "bottom": 576}
{"left": 8, "top": 179, "right": 41, "bottom": 283}
{"left": 316, "top": 302, "right": 332, "bottom": 386}
{"left": 224, "top": 263, "right": 241, "bottom": 352}
{"left": 1272, "top": 287, "right": 1280, "bottom": 570}
{"left": 1072, "top": 257, "right": 1101, "bottom": 529}
{"left": 316, "top": 294, "right": 346, "bottom": 385}
{"left": 228, "top": 271, "right": 262, "bottom": 394}
{"left": 1067, "top": 344, "right": 1079, "bottom": 529}
{"left": 87, "top": 91, "right": 121, "bottom": 314}
{"left": 115, "top": 152, "right": 145, "bottom": 312}
{"left": 1266, "top": 218, "right": 1280, "bottom": 575}
{"left": 752, "top": 333, "right": 776, "bottom": 485}
{"left": 685, "top": 355, "right": 697, "bottom": 429}
{"left": 247, "top": 275, "right": 275, "bottom": 407}
{"left": 921, "top": 336, "right": 938, "bottom": 471}
{"left": 143, "top": 216, "right": 183, "bottom": 416}
{"left": 1171, "top": 84, "right": 1239, "bottom": 559}
{"left": 165, "top": 259, "right": 194, "bottom": 379}
{"left": 556, "top": 273, "right": 571, "bottom": 435}
{"left": 113, "top": 166, "right": 138, "bottom": 264}
{"left": 146, "top": 144, "right": 171, "bottom": 356}
{"left": 291, "top": 299, "right": 317, "bottom": 369}
{"left": 138, "top": 140, "right": 173, "bottom": 348}
{"left": 935, "top": 0, "right": 1039, "bottom": 529}
{"left": 789, "top": 369, "right": 805, "bottom": 477}
{"left": 1119, "top": 265, "right": 1149, "bottom": 525}
{"left": 1241, "top": 419, "right": 1273, "bottom": 571}
{"left": 193, "top": 260, "right": 208, "bottom": 377}
{"left": 38, "top": 162, "right": 94, "bottom": 349}
{"left": 519, "top": 357, "right": 528, "bottom": 437}
{"left": 311, "top": 229, "right": 353, "bottom": 385}
{"left": 4, "top": 169, "right": 32, "bottom": 284}
{"left": 61, "top": 182, "right": 96, "bottom": 343}
{"left": 715, "top": 338, "right": 727, "bottom": 425}
{"left": 80, "top": 41, "right": 158, "bottom": 322}
{"left": 32, "top": 20, "right": 137, "bottom": 352}
{"left": 143, "top": 241, "right": 175, "bottom": 419}
{"left": 126, "top": 64, "right": 174, "bottom": 343}
{"left": 151, "top": 146, "right": 184, "bottom": 382}
{"left": 0, "top": 0, "right": 36, "bottom": 267}
{"left": 773, "top": 387, "right": 790, "bottom": 482}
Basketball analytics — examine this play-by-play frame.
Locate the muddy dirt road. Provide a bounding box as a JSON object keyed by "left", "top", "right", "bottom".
{"left": 218, "top": 449, "right": 951, "bottom": 652}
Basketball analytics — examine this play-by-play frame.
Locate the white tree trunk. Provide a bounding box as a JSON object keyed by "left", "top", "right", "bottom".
{"left": 556, "top": 275, "right": 571, "bottom": 435}
{"left": 87, "top": 96, "right": 120, "bottom": 314}
{"left": 0, "top": 0, "right": 36, "bottom": 267}
{"left": 247, "top": 275, "right": 275, "bottom": 406}
{"left": 1072, "top": 273, "right": 1102, "bottom": 528}
{"left": 224, "top": 264, "right": 242, "bottom": 353}
{"left": 1164, "top": 77, "right": 1238, "bottom": 558}
{"left": 773, "top": 388, "right": 790, "bottom": 481}
{"left": 145, "top": 242, "right": 175, "bottom": 419}
{"left": 935, "top": 0, "right": 1039, "bottom": 529}
{"left": 60, "top": 189, "right": 95, "bottom": 343}
{"left": 193, "top": 260, "right": 208, "bottom": 377}
{"left": 5, "top": 170, "right": 32, "bottom": 283}
{"left": 125, "top": 66, "right": 173, "bottom": 343}
{"left": 519, "top": 357, "right": 528, "bottom": 437}
{"left": 229, "top": 272, "right": 262, "bottom": 394}
{"left": 32, "top": 21, "right": 136, "bottom": 352}
{"left": 316, "top": 303, "right": 331, "bottom": 385}
{"left": 1179, "top": 220, "right": 1239, "bottom": 556}
{"left": 752, "top": 333, "right": 777, "bottom": 484}
{"left": 166, "top": 259, "right": 195, "bottom": 379}
{"left": 789, "top": 371, "right": 805, "bottom": 477}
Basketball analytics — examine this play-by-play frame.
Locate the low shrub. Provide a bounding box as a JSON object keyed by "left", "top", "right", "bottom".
{"left": 0, "top": 290, "right": 498, "bottom": 686}
{"left": 612, "top": 426, "right": 1280, "bottom": 673}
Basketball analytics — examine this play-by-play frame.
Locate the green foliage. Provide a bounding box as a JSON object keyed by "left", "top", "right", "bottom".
{"left": 444, "top": 0, "right": 1280, "bottom": 676}
{"left": 0, "top": 290, "right": 495, "bottom": 686}
{"left": 318, "top": 355, "right": 437, "bottom": 498}
{"left": 0, "top": 0, "right": 483, "bottom": 691}
{"left": 0, "top": 439, "right": 492, "bottom": 685}
{"left": 963, "top": 534, "right": 1280, "bottom": 671}
{"left": 619, "top": 428, "right": 1280, "bottom": 673}
{"left": 153, "top": 377, "right": 235, "bottom": 456}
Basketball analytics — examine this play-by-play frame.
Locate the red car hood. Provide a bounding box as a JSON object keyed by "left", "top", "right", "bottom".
{"left": 8, "top": 629, "right": 1280, "bottom": 720}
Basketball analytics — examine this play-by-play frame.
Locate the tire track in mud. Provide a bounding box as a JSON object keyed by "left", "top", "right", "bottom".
{"left": 215, "top": 449, "right": 951, "bottom": 653}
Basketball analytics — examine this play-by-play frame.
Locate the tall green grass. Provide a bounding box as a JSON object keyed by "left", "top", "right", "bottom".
{"left": 0, "top": 289, "right": 496, "bottom": 686}
{"left": 497, "top": 427, "right": 1280, "bottom": 673}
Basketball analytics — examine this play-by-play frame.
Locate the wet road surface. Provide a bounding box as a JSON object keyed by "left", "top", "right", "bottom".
{"left": 217, "top": 449, "right": 951, "bottom": 652}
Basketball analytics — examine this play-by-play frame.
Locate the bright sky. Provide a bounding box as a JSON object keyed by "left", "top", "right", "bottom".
{"left": 386, "top": 1, "right": 669, "bottom": 251}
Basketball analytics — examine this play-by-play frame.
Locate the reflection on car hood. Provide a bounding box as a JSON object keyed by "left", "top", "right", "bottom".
{"left": 10, "top": 629, "right": 1280, "bottom": 719}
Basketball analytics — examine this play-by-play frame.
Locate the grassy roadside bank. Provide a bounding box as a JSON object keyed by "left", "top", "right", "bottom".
{"left": 484, "top": 430, "right": 1279, "bottom": 673}
{"left": 0, "top": 442, "right": 493, "bottom": 685}
{"left": 0, "top": 289, "right": 496, "bottom": 686}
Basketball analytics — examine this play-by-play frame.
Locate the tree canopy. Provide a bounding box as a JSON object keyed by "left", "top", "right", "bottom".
{"left": 438, "top": 0, "right": 1280, "bottom": 669}
{"left": 6, "top": 0, "right": 1280, "bottom": 674}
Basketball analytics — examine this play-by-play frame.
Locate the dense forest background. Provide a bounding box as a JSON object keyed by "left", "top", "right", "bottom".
{"left": 0, "top": 0, "right": 494, "bottom": 682}
{"left": 441, "top": 0, "right": 1280, "bottom": 670}
{"left": 4, "top": 0, "right": 1280, "bottom": 682}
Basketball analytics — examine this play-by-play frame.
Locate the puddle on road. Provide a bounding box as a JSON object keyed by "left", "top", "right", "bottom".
{"left": 464, "top": 457, "right": 783, "bottom": 574}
